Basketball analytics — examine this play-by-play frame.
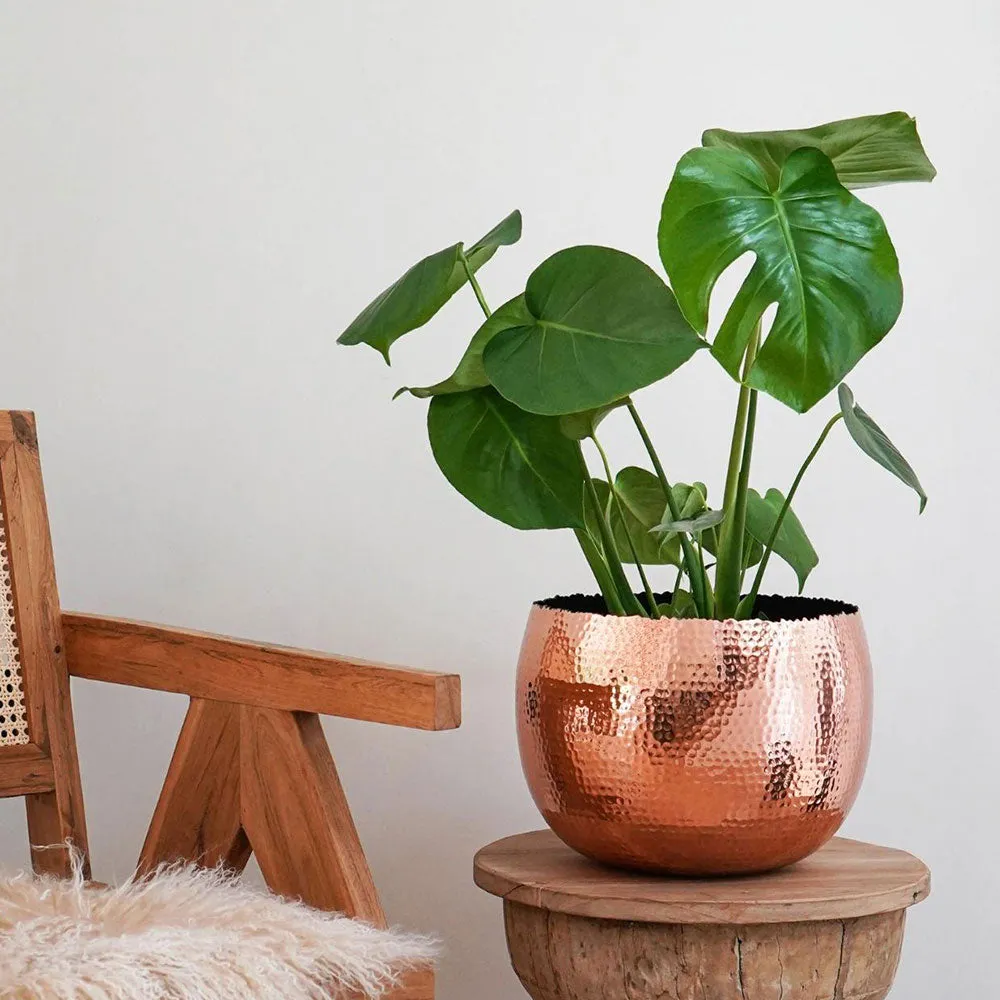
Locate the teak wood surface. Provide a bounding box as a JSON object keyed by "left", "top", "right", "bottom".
{"left": 503, "top": 902, "right": 908, "bottom": 1000}
{"left": 62, "top": 612, "right": 461, "bottom": 731}
{"left": 0, "top": 412, "right": 88, "bottom": 877}
{"left": 0, "top": 410, "right": 456, "bottom": 1000}
{"left": 475, "top": 831, "right": 930, "bottom": 1000}
{"left": 474, "top": 830, "right": 930, "bottom": 924}
{"left": 137, "top": 701, "right": 435, "bottom": 999}
{"left": 140, "top": 698, "right": 249, "bottom": 873}
{"left": 0, "top": 743, "right": 55, "bottom": 797}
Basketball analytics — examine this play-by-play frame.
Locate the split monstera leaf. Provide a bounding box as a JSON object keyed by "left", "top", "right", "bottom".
{"left": 338, "top": 112, "right": 935, "bottom": 620}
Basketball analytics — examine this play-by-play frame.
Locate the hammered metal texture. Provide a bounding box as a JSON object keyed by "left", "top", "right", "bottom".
{"left": 516, "top": 598, "right": 872, "bottom": 875}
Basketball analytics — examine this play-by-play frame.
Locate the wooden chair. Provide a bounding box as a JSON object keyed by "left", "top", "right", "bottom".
{"left": 0, "top": 410, "right": 460, "bottom": 999}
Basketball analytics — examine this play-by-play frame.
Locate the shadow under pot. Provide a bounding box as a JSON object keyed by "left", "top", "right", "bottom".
{"left": 516, "top": 594, "right": 873, "bottom": 876}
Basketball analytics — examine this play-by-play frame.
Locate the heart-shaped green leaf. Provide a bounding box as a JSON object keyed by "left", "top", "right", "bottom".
{"left": 659, "top": 146, "right": 903, "bottom": 413}
{"left": 614, "top": 468, "right": 685, "bottom": 565}
{"left": 657, "top": 590, "right": 698, "bottom": 619}
{"left": 674, "top": 482, "right": 710, "bottom": 519}
{"left": 482, "top": 246, "right": 704, "bottom": 415}
{"left": 650, "top": 481, "right": 724, "bottom": 540}
{"left": 585, "top": 470, "right": 683, "bottom": 566}
{"left": 427, "top": 386, "right": 586, "bottom": 530}
{"left": 839, "top": 384, "right": 927, "bottom": 512}
{"left": 745, "top": 488, "right": 818, "bottom": 592}
{"left": 558, "top": 399, "right": 628, "bottom": 441}
{"left": 465, "top": 209, "right": 523, "bottom": 265}
{"left": 666, "top": 481, "right": 763, "bottom": 571}
{"left": 338, "top": 210, "right": 522, "bottom": 361}
{"left": 396, "top": 295, "right": 532, "bottom": 400}
{"left": 702, "top": 112, "right": 936, "bottom": 190}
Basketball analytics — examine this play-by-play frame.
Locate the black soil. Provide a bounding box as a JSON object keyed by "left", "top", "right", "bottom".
{"left": 536, "top": 592, "right": 858, "bottom": 621}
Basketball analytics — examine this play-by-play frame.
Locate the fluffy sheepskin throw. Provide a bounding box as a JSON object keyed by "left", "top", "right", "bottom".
{"left": 0, "top": 859, "right": 436, "bottom": 1000}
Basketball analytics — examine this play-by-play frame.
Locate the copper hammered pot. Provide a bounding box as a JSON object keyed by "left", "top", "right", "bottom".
{"left": 516, "top": 594, "right": 873, "bottom": 875}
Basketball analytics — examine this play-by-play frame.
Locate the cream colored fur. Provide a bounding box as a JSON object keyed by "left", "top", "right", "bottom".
{"left": 0, "top": 857, "right": 436, "bottom": 999}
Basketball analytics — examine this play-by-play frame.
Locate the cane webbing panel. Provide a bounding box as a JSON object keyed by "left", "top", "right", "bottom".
{"left": 0, "top": 504, "right": 28, "bottom": 747}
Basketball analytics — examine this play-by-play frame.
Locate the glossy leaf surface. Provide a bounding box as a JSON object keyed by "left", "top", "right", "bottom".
{"left": 465, "top": 209, "right": 522, "bottom": 265}
{"left": 586, "top": 473, "right": 683, "bottom": 567}
{"left": 338, "top": 210, "right": 521, "bottom": 361}
{"left": 483, "top": 246, "right": 704, "bottom": 415}
{"left": 558, "top": 399, "right": 628, "bottom": 441}
{"left": 397, "top": 295, "right": 531, "bottom": 399}
{"left": 659, "top": 147, "right": 902, "bottom": 413}
{"left": 839, "top": 384, "right": 927, "bottom": 512}
{"left": 703, "top": 112, "right": 936, "bottom": 189}
{"left": 745, "top": 488, "right": 818, "bottom": 592}
{"left": 614, "top": 468, "right": 685, "bottom": 565}
{"left": 427, "top": 387, "right": 586, "bottom": 530}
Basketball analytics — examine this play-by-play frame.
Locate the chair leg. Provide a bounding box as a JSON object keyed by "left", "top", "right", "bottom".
{"left": 140, "top": 697, "right": 249, "bottom": 872}
{"left": 239, "top": 706, "right": 386, "bottom": 925}
{"left": 146, "top": 701, "right": 435, "bottom": 998}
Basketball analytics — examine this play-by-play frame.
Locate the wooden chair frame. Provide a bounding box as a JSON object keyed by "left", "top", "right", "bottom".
{"left": 0, "top": 412, "right": 460, "bottom": 1000}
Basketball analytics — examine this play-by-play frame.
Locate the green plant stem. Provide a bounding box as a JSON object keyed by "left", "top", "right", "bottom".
{"left": 671, "top": 563, "right": 684, "bottom": 600}
{"left": 582, "top": 465, "right": 647, "bottom": 617}
{"left": 729, "top": 388, "right": 758, "bottom": 600}
{"left": 694, "top": 536, "right": 714, "bottom": 615}
{"left": 624, "top": 400, "right": 710, "bottom": 618}
{"left": 714, "top": 325, "right": 761, "bottom": 617}
{"left": 743, "top": 411, "right": 844, "bottom": 612}
{"left": 458, "top": 249, "right": 492, "bottom": 319}
{"left": 592, "top": 434, "right": 660, "bottom": 619}
{"left": 574, "top": 528, "right": 625, "bottom": 615}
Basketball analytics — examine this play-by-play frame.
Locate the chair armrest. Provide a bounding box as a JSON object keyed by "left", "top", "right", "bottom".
{"left": 61, "top": 612, "right": 461, "bottom": 731}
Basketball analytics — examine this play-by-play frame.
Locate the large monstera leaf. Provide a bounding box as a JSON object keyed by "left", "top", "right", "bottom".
{"left": 482, "top": 246, "right": 704, "bottom": 415}
{"left": 702, "top": 112, "right": 936, "bottom": 190}
{"left": 659, "top": 146, "right": 903, "bottom": 413}
{"left": 338, "top": 210, "right": 521, "bottom": 361}
{"left": 427, "top": 387, "right": 587, "bottom": 530}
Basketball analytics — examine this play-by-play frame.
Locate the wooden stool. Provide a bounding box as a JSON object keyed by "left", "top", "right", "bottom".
{"left": 474, "top": 830, "right": 929, "bottom": 1000}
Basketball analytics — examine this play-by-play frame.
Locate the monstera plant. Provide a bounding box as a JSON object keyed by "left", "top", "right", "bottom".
{"left": 338, "top": 112, "right": 935, "bottom": 620}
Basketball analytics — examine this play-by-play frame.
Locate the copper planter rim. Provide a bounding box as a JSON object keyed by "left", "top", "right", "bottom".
{"left": 534, "top": 591, "right": 861, "bottom": 625}
{"left": 517, "top": 592, "right": 873, "bottom": 876}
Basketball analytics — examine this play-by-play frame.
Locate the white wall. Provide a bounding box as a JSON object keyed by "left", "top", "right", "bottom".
{"left": 0, "top": 2, "right": 995, "bottom": 996}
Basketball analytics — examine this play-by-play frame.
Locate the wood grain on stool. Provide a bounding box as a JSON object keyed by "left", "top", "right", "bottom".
{"left": 475, "top": 831, "right": 929, "bottom": 1000}
{"left": 504, "top": 903, "right": 904, "bottom": 1000}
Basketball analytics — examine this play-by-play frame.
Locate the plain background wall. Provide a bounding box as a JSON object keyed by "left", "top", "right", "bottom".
{"left": 0, "top": 2, "right": 995, "bottom": 996}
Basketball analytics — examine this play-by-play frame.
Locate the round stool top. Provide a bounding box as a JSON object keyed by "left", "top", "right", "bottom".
{"left": 474, "top": 830, "right": 930, "bottom": 925}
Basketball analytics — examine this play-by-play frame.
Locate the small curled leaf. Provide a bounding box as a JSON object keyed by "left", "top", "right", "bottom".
{"left": 651, "top": 508, "right": 724, "bottom": 536}
{"left": 839, "top": 384, "right": 927, "bottom": 512}
{"left": 657, "top": 590, "right": 698, "bottom": 618}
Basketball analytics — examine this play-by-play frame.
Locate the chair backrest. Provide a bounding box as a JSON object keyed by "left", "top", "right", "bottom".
{"left": 0, "top": 411, "right": 88, "bottom": 877}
